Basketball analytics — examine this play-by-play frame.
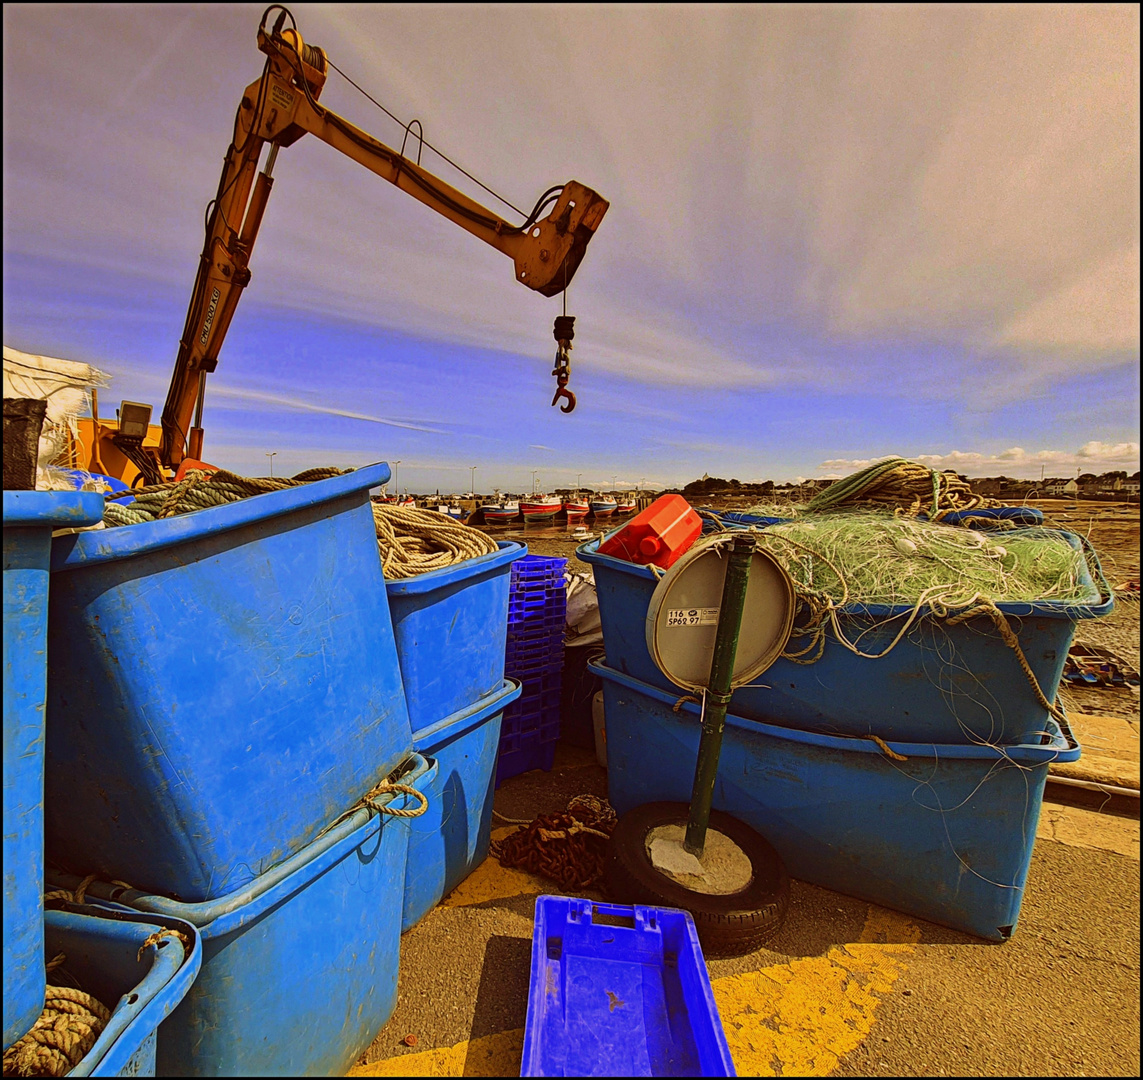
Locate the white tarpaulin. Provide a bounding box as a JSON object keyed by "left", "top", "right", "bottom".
{"left": 3, "top": 346, "right": 108, "bottom": 488}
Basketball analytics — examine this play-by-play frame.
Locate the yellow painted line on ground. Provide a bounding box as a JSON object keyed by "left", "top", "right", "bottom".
{"left": 437, "top": 827, "right": 550, "bottom": 909}
{"left": 352, "top": 905, "right": 919, "bottom": 1077}
{"left": 348, "top": 1028, "right": 524, "bottom": 1077}
{"left": 711, "top": 907, "right": 922, "bottom": 1076}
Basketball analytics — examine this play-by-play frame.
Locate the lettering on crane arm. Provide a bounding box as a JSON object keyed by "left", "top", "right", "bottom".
{"left": 270, "top": 84, "right": 295, "bottom": 111}
{"left": 666, "top": 607, "right": 719, "bottom": 628}
{"left": 199, "top": 287, "right": 221, "bottom": 346}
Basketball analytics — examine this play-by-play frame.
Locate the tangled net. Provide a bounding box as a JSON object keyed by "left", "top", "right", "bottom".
{"left": 751, "top": 513, "right": 1094, "bottom": 612}
{"left": 491, "top": 796, "right": 618, "bottom": 890}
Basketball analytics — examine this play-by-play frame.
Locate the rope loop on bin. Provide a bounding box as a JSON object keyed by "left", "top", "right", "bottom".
{"left": 2, "top": 982, "right": 112, "bottom": 1078}
{"left": 363, "top": 781, "right": 429, "bottom": 818}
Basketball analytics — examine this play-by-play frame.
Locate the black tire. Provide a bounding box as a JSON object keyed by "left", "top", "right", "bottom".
{"left": 604, "top": 801, "right": 789, "bottom": 957}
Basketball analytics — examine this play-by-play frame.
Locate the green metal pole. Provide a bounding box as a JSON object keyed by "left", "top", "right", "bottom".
{"left": 684, "top": 531, "right": 756, "bottom": 858}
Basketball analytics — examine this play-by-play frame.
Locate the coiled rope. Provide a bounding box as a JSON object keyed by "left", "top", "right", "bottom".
{"left": 806, "top": 457, "right": 1001, "bottom": 518}
{"left": 371, "top": 503, "right": 497, "bottom": 579}
{"left": 101, "top": 467, "right": 344, "bottom": 527}
{"left": 2, "top": 975, "right": 112, "bottom": 1078}
{"left": 100, "top": 467, "right": 498, "bottom": 578}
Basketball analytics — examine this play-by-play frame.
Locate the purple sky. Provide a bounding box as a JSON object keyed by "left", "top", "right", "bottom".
{"left": 3, "top": 4, "right": 1138, "bottom": 492}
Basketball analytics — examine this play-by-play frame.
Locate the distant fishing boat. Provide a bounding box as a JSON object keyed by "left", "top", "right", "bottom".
{"left": 481, "top": 491, "right": 520, "bottom": 524}
{"left": 616, "top": 497, "right": 636, "bottom": 514}
{"left": 590, "top": 495, "right": 618, "bottom": 518}
{"left": 520, "top": 494, "right": 562, "bottom": 522}
{"left": 563, "top": 495, "right": 589, "bottom": 524}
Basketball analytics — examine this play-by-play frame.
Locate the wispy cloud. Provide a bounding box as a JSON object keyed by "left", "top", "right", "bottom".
{"left": 206, "top": 385, "right": 449, "bottom": 434}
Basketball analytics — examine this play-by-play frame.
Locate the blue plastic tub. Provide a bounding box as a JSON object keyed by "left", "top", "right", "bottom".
{"left": 47, "top": 753, "right": 433, "bottom": 1076}
{"left": 44, "top": 463, "right": 416, "bottom": 902}
{"left": 579, "top": 530, "right": 1112, "bottom": 744}
{"left": 521, "top": 896, "right": 736, "bottom": 1077}
{"left": 592, "top": 662, "right": 1080, "bottom": 941}
{"left": 3, "top": 489, "right": 104, "bottom": 1050}
{"left": 403, "top": 678, "right": 522, "bottom": 932}
{"left": 41, "top": 904, "right": 201, "bottom": 1076}
{"left": 386, "top": 541, "right": 525, "bottom": 730}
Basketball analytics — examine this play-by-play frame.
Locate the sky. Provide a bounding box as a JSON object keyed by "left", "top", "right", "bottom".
{"left": 3, "top": 4, "right": 1139, "bottom": 493}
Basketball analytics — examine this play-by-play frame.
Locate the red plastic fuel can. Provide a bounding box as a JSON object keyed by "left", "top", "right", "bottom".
{"left": 596, "top": 494, "right": 702, "bottom": 570}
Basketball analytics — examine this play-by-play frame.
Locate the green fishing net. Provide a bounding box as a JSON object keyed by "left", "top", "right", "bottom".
{"left": 741, "top": 512, "right": 1093, "bottom": 609}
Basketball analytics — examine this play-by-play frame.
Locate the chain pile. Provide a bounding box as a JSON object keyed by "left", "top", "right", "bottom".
{"left": 806, "top": 457, "right": 1001, "bottom": 518}
{"left": 491, "top": 795, "right": 618, "bottom": 890}
{"left": 371, "top": 503, "right": 497, "bottom": 579}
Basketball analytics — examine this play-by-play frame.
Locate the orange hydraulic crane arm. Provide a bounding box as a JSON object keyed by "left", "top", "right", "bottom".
{"left": 161, "top": 8, "right": 608, "bottom": 469}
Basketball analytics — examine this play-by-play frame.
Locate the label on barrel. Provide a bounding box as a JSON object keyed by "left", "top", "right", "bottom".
{"left": 666, "top": 607, "right": 719, "bottom": 627}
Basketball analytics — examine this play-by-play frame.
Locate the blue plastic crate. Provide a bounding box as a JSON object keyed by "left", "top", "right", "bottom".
{"left": 579, "top": 530, "right": 1113, "bottom": 745}
{"left": 48, "top": 754, "right": 434, "bottom": 1076}
{"left": 593, "top": 661, "right": 1080, "bottom": 941}
{"left": 512, "top": 555, "right": 568, "bottom": 583}
{"left": 387, "top": 540, "right": 525, "bottom": 729}
{"left": 44, "top": 464, "right": 416, "bottom": 902}
{"left": 507, "top": 636, "right": 564, "bottom": 669}
{"left": 41, "top": 904, "right": 201, "bottom": 1076}
{"left": 496, "top": 731, "right": 559, "bottom": 786}
{"left": 522, "top": 896, "right": 736, "bottom": 1077}
{"left": 404, "top": 680, "right": 522, "bottom": 932}
{"left": 3, "top": 489, "right": 104, "bottom": 1050}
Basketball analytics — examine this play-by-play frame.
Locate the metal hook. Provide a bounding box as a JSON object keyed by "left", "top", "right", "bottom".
{"left": 551, "top": 383, "right": 576, "bottom": 413}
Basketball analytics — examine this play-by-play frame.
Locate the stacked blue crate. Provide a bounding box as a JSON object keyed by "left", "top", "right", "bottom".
{"left": 498, "top": 555, "right": 568, "bottom": 786}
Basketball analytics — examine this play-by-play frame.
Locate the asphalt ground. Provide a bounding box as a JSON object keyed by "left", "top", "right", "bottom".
{"left": 349, "top": 743, "right": 1140, "bottom": 1078}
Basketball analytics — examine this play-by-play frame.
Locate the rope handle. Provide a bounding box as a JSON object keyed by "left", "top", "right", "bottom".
{"left": 363, "top": 781, "right": 429, "bottom": 818}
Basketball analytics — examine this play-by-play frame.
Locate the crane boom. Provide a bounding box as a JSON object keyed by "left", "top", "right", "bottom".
{"left": 160, "top": 8, "right": 607, "bottom": 469}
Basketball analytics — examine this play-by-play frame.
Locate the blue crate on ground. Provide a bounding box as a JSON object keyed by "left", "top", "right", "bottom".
{"left": 521, "top": 896, "right": 735, "bottom": 1077}
{"left": 496, "top": 730, "right": 560, "bottom": 787}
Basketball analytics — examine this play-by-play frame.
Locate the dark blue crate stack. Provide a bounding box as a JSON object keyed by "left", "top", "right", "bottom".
{"left": 497, "top": 555, "right": 568, "bottom": 786}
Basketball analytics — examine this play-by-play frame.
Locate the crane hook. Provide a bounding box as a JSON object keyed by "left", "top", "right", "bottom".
{"left": 551, "top": 315, "right": 576, "bottom": 414}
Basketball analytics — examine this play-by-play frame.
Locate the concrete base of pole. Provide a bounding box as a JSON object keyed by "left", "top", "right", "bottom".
{"left": 646, "top": 824, "right": 754, "bottom": 895}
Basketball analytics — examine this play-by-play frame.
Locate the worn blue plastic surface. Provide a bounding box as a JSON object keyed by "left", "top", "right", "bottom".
{"left": 593, "top": 662, "right": 1080, "bottom": 941}
{"left": 404, "top": 679, "right": 522, "bottom": 931}
{"left": 522, "top": 896, "right": 736, "bottom": 1077}
{"left": 3, "top": 490, "right": 104, "bottom": 1050}
{"left": 580, "top": 530, "right": 1112, "bottom": 744}
{"left": 387, "top": 541, "right": 525, "bottom": 729}
{"left": 42, "top": 905, "right": 201, "bottom": 1076}
{"left": 43, "top": 463, "right": 416, "bottom": 902}
{"left": 48, "top": 754, "right": 433, "bottom": 1076}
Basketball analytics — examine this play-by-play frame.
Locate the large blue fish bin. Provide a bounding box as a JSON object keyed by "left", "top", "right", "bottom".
{"left": 403, "top": 677, "right": 522, "bottom": 932}
{"left": 594, "top": 662, "right": 1080, "bottom": 942}
{"left": 44, "top": 463, "right": 415, "bottom": 902}
{"left": 386, "top": 540, "right": 526, "bottom": 729}
{"left": 579, "top": 531, "right": 1111, "bottom": 745}
{"left": 48, "top": 754, "right": 434, "bottom": 1077}
{"left": 3, "top": 489, "right": 104, "bottom": 1050}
